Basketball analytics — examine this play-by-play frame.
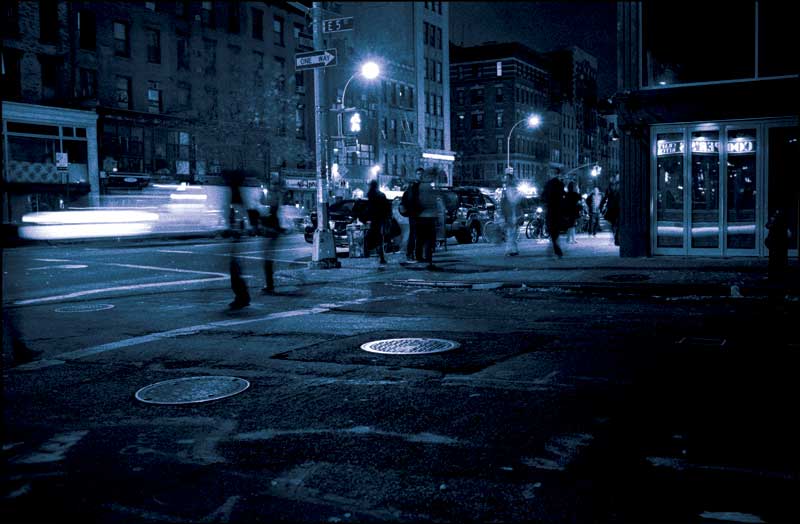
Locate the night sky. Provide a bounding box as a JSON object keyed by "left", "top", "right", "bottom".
{"left": 449, "top": 1, "right": 617, "bottom": 97}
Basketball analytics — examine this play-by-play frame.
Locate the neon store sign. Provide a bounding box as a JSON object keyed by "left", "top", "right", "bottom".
{"left": 657, "top": 139, "right": 755, "bottom": 156}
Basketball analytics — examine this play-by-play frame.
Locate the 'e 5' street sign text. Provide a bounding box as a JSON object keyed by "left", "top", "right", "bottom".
{"left": 322, "top": 17, "right": 354, "bottom": 33}
{"left": 295, "top": 49, "right": 338, "bottom": 71}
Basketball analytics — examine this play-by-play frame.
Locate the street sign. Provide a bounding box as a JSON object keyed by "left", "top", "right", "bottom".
{"left": 322, "top": 17, "right": 354, "bottom": 33}
{"left": 295, "top": 49, "right": 338, "bottom": 71}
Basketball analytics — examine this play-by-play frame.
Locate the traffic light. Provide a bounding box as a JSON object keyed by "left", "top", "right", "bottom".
{"left": 349, "top": 112, "right": 361, "bottom": 133}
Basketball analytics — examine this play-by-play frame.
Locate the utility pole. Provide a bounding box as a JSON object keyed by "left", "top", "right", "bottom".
{"left": 309, "top": 1, "right": 339, "bottom": 268}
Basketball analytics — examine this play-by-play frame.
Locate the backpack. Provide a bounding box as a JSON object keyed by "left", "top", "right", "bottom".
{"left": 399, "top": 182, "right": 421, "bottom": 217}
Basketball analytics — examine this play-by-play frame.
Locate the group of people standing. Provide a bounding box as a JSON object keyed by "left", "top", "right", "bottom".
{"left": 398, "top": 167, "right": 446, "bottom": 270}
{"left": 541, "top": 173, "right": 621, "bottom": 258}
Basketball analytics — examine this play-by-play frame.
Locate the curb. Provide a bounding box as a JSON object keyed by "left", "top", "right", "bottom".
{"left": 392, "top": 278, "right": 800, "bottom": 299}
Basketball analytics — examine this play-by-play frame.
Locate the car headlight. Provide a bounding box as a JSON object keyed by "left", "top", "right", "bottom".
{"left": 456, "top": 207, "right": 468, "bottom": 220}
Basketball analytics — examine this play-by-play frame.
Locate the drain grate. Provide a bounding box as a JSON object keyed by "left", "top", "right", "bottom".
{"left": 602, "top": 273, "right": 651, "bottom": 283}
{"left": 55, "top": 303, "right": 115, "bottom": 313}
{"left": 360, "top": 338, "right": 460, "bottom": 355}
{"left": 135, "top": 376, "right": 250, "bottom": 405}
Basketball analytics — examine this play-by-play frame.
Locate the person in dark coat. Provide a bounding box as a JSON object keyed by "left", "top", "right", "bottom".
{"left": 366, "top": 180, "right": 391, "bottom": 265}
{"left": 564, "top": 181, "right": 582, "bottom": 244}
{"left": 543, "top": 175, "right": 565, "bottom": 258}
{"left": 601, "top": 174, "right": 621, "bottom": 246}
{"left": 261, "top": 174, "right": 287, "bottom": 294}
{"left": 415, "top": 168, "right": 445, "bottom": 270}
{"left": 223, "top": 169, "right": 250, "bottom": 309}
{"left": 401, "top": 168, "right": 424, "bottom": 262}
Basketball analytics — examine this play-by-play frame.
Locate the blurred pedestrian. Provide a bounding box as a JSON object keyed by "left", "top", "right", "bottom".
{"left": 415, "top": 167, "right": 445, "bottom": 270}
{"left": 602, "top": 174, "right": 621, "bottom": 246}
{"left": 223, "top": 169, "right": 250, "bottom": 309}
{"left": 564, "top": 181, "right": 582, "bottom": 244}
{"left": 400, "top": 168, "right": 423, "bottom": 263}
{"left": 500, "top": 169, "right": 521, "bottom": 256}
{"left": 261, "top": 174, "right": 287, "bottom": 294}
{"left": 543, "top": 175, "right": 565, "bottom": 258}
{"left": 586, "top": 186, "right": 603, "bottom": 237}
{"left": 765, "top": 208, "right": 790, "bottom": 297}
{"left": 366, "top": 180, "right": 391, "bottom": 266}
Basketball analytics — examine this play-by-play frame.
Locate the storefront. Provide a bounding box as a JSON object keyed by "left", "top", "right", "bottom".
{"left": 2, "top": 102, "right": 99, "bottom": 225}
{"left": 652, "top": 118, "right": 798, "bottom": 257}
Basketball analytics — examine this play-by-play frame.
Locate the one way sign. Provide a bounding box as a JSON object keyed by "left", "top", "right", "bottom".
{"left": 295, "top": 49, "right": 338, "bottom": 71}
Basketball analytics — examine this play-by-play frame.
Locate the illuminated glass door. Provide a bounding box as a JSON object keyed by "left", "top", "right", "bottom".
{"left": 725, "top": 128, "right": 758, "bottom": 251}
{"left": 689, "top": 130, "right": 720, "bottom": 251}
{"left": 654, "top": 131, "right": 685, "bottom": 251}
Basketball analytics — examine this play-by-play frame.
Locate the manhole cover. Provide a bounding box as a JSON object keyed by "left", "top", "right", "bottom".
{"left": 135, "top": 376, "right": 250, "bottom": 405}
{"left": 55, "top": 303, "right": 115, "bottom": 313}
{"left": 360, "top": 338, "right": 460, "bottom": 355}
{"left": 602, "top": 273, "right": 651, "bottom": 282}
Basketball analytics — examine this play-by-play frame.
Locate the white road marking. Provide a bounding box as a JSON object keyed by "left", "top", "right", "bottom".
{"left": 102, "top": 263, "right": 226, "bottom": 276}
{"left": 18, "top": 293, "right": 413, "bottom": 368}
{"left": 28, "top": 264, "right": 88, "bottom": 270}
{"left": 12, "top": 431, "right": 89, "bottom": 464}
{"left": 699, "top": 512, "right": 765, "bottom": 523}
{"left": 14, "top": 277, "right": 228, "bottom": 306}
{"left": 33, "top": 258, "right": 69, "bottom": 262}
{"left": 522, "top": 433, "right": 594, "bottom": 471}
{"left": 235, "top": 426, "right": 463, "bottom": 446}
{"left": 157, "top": 249, "right": 195, "bottom": 254}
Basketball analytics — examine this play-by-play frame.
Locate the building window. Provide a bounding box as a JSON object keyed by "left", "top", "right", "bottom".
{"left": 201, "top": 1, "right": 214, "bottom": 28}
{"left": 435, "top": 61, "right": 442, "bottom": 83}
{"left": 252, "top": 8, "right": 263, "bottom": 40}
{"left": 273, "top": 16, "right": 284, "bottom": 46}
{"left": 408, "top": 86, "right": 415, "bottom": 108}
{"left": 274, "top": 56, "right": 286, "bottom": 89}
{"left": 295, "top": 104, "right": 306, "bottom": 139}
{"left": 113, "top": 21, "right": 130, "bottom": 57}
{"left": 1, "top": 1, "right": 20, "bottom": 36}
{"left": 147, "top": 81, "right": 162, "bottom": 113}
{"left": 39, "top": 55, "right": 61, "bottom": 100}
{"left": 227, "top": 2, "right": 240, "bottom": 33}
{"left": 146, "top": 29, "right": 161, "bottom": 64}
{"left": 79, "top": 68, "right": 97, "bottom": 98}
{"left": 759, "top": 2, "right": 797, "bottom": 77}
{"left": 177, "top": 37, "right": 190, "bottom": 70}
{"left": 423, "top": 22, "right": 428, "bottom": 46}
{"left": 115, "top": 75, "right": 131, "bottom": 109}
{"left": 177, "top": 82, "right": 191, "bottom": 109}
{"left": 39, "top": 0, "right": 58, "bottom": 43}
{"left": 1, "top": 49, "right": 22, "bottom": 99}
{"left": 78, "top": 10, "right": 95, "bottom": 49}
{"left": 495, "top": 85, "right": 503, "bottom": 103}
{"left": 253, "top": 51, "right": 264, "bottom": 83}
{"left": 471, "top": 112, "right": 483, "bottom": 129}
{"left": 175, "top": 0, "right": 189, "bottom": 19}
{"left": 496, "top": 111, "right": 503, "bottom": 128}
{"left": 203, "top": 38, "right": 216, "bottom": 75}
{"left": 642, "top": 2, "right": 754, "bottom": 86}
{"left": 436, "top": 26, "right": 442, "bottom": 49}
{"left": 145, "top": 2, "right": 156, "bottom": 11}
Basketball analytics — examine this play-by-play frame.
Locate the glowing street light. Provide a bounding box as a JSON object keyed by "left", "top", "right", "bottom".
{"left": 341, "top": 61, "right": 381, "bottom": 108}
{"left": 507, "top": 114, "right": 542, "bottom": 171}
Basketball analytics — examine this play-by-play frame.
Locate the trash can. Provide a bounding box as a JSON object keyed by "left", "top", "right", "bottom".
{"left": 347, "top": 223, "right": 368, "bottom": 258}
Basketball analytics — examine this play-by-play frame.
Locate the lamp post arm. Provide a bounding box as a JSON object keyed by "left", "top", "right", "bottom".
{"left": 340, "top": 73, "right": 357, "bottom": 108}
{"left": 506, "top": 118, "right": 527, "bottom": 168}
{"left": 561, "top": 161, "right": 601, "bottom": 179}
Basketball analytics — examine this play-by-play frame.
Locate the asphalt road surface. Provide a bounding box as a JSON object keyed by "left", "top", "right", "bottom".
{"left": 3, "top": 234, "right": 798, "bottom": 523}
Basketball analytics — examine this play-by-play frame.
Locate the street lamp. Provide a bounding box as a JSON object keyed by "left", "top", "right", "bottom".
{"left": 340, "top": 61, "right": 380, "bottom": 109}
{"left": 507, "top": 114, "right": 541, "bottom": 171}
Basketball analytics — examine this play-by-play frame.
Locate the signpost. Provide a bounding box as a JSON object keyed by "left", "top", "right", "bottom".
{"left": 322, "top": 17, "right": 354, "bottom": 33}
{"left": 295, "top": 49, "right": 338, "bottom": 71}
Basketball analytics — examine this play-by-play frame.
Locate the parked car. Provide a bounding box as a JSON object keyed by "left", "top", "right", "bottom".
{"left": 303, "top": 199, "right": 368, "bottom": 247}
{"left": 439, "top": 186, "right": 496, "bottom": 244}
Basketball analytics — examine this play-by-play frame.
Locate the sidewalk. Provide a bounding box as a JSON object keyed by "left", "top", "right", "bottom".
{"left": 298, "top": 231, "right": 800, "bottom": 299}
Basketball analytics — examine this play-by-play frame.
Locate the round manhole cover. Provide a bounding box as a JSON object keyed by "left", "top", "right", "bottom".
{"left": 55, "top": 303, "right": 115, "bottom": 313}
{"left": 602, "top": 273, "right": 651, "bottom": 283}
{"left": 135, "top": 376, "right": 250, "bottom": 405}
{"left": 360, "top": 338, "right": 460, "bottom": 355}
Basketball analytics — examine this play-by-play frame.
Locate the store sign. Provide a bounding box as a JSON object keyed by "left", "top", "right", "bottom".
{"left": 657, "top": 140, "right": 684, "bottom": 156}
{"left": 285, "top": 178, "right": 316, "bottom": 189}
{"left": 727, "top": 139, "right": 755, "bottom": 154}
{"left": 56, "top": 152, "right": 69, "bottom": 170}
{"left": 691, "top": 139, "right": 719, "bottom": 154}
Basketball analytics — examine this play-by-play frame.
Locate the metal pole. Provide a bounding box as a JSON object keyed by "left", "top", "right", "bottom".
{"left": 310, "top": 1, "right": 339, "bottom": 268}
